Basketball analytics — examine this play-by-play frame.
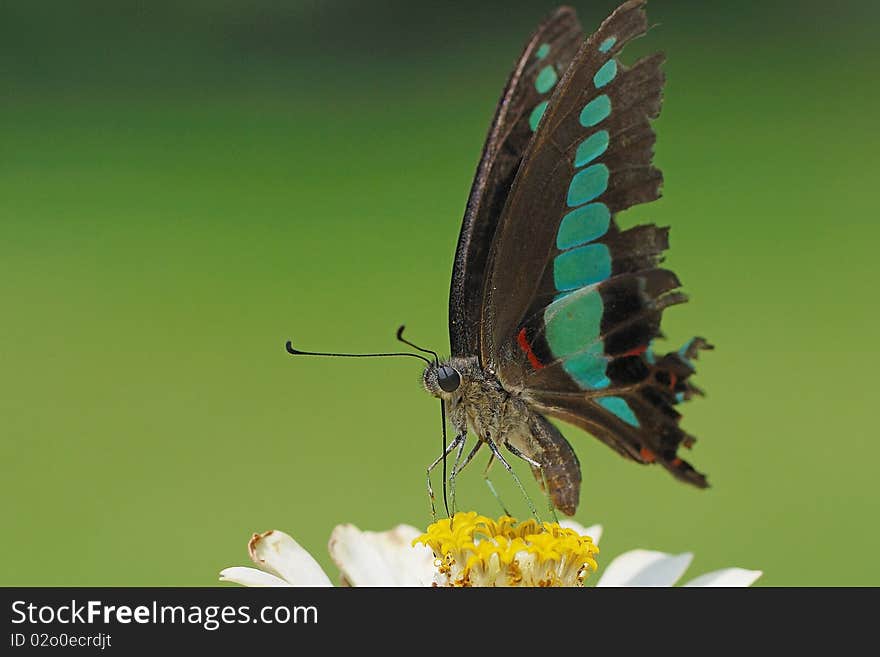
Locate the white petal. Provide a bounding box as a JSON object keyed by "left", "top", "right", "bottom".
{"left": 597, "top": 549, "right": 693, "bottom": 587}
{"left": 684, "top": 568, "right": 763, "bottom": 587}
{"left": 375, "top": 525, "right": 436, "bottom": 587}
{"left": 248, "top": 530, "right": 332, "bottom": 586}
{"left": 219, "top": 566, "right": 291, "bottom": 587}
{"left": 559, "top": 520, "right": 603, "bottom": 545}
{"left": 328, "top": 523, "right": 435, "bottom": 587}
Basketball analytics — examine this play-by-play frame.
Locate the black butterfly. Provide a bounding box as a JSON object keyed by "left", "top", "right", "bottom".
{"left": 289, "top": 0, "right": 711, "bottom": 517}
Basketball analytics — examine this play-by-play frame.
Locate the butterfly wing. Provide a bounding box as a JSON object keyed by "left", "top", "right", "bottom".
{"left": 449, "top": 7, "right": 583, "bottom": 357}
{"left": 480, "top": 0, "right": 710, "bottom": 491}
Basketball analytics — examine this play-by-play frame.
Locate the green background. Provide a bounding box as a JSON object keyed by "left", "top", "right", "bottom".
{"left": 2, "top": 0, "right": 878, "bottom": 586}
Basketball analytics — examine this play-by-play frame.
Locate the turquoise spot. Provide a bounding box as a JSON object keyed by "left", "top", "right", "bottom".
{"left": 557, "top": 203, "right": 610, "bottom": 250}
{"left": 579, "top": 95, "right": 611, "bottom": 127}
{"left": 599, "top": 37, "right": 617, "bottom": 53}
{"left": 553, "top": 243, "right": 612, "bottom": 291}
{"left": 675, "top": 392, "right": 685, "bottom": 403}
{"left": 535, "top": 66, "right": 558, "bottom": 94}
{"left": 678, "top": 338, "right": 696, "bottom": 366}
{"left": 574, "top": 130, "right": 610, "bottom": 167}
{"left": 593, "top": 59, "right": 617, "bottom": 89}
{"left": 543, "top": 287, "right": 604, "bottom": 357}
{"left": 598, "top": 396, "right": 640, "bottom": 427}
{"left": 529, "top": 100, "right": 549, "bottom": 131}
{"left": 567, "top": 164, "right": 609, "bottom": 207}
{"left": 645, "top": 345, "right": 656, "bottom": 365}
{"left": 536, "top": 43, "right": 551, "bottom": 60}
{"left": 562, "top": 343, "right": 610, "bottom": 389}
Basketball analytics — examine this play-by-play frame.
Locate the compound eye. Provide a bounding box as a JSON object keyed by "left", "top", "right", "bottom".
{"left": 437, "top": 366, "right": 461, "bottom": 393}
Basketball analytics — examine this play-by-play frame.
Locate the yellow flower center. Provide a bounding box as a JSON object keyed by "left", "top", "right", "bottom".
{"left": 413, "top": 512, "right": 599, "bottom": 587}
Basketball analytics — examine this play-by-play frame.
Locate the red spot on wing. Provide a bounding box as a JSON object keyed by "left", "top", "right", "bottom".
{"left": 669, "top": 372, "right": 678, "bottom": 390}
{"left": 517, "top": 327, "right": 545, "bottom": 370}
{"left": 639, "top": 447, "right": 656, "bottom": 463}
{"left": 671, "top": 457, "right": 683, "bottom": 467}
{"left": 620, "top": 344, "right": 648, "bottom": 358}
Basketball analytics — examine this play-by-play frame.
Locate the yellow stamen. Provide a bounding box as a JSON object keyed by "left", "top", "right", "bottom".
{"left": 413, "top": 512, "right": 599, "bottom": 587}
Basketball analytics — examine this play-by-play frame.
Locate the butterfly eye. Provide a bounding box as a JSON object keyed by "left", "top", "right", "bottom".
{"left": 437, "top": 366, "right": 461, "bottom": 393}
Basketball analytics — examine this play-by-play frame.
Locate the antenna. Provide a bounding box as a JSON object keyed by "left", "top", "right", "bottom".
{"left": 396, "top": 325, "right": 440, "bottom": 364}
{"left": 285, "top": 339, "right": 432, "bottom": 365}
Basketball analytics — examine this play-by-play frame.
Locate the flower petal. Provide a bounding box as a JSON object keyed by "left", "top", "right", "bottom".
{"left": 684, "top": 568, "right": 763, "bottom": 587}
{"left": 219, "top": 566, "right": 291, "bottom": 587}
{"left": 559, "top": 520, "right": 603, "bottom": 545}
{"left": 596, "top": 549, "right": 693, "bottom": 587}
{"left": 328, "top": 523, "right": 435, "bottom": 587}
{"left": 248, "top": 530, "right": 332, "bottom": 586}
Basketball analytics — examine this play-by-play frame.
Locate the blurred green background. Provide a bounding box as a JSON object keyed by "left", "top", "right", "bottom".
{"left": 2, "top": 0, "right": 878, "bottom": 586}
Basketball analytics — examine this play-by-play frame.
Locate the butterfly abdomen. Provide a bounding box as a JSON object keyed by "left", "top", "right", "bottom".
{"left": 525, "top": 414, "right": 581, "bottom": 516}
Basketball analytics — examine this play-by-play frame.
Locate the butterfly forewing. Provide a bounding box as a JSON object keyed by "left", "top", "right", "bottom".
{"left": 449, "top": 7, "right": 583, "bottom": 358}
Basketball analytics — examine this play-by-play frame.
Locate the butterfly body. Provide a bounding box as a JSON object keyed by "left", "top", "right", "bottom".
{"left": 427, "top": 0, "right": 711, "bottom": 515}
{"left": 423, "top": 357, "right": 582, "bottom": 514}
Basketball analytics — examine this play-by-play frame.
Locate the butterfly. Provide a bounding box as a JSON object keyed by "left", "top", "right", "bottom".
{"left": 288, "top": 0, "right": 711, "bottom": 517}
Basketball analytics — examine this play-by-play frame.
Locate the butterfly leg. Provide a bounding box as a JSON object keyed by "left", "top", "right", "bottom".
{"left": 448, "top": 433, "right": 470, "bottom": 514}
{"left": 481, "top": 453, "right": 512, "bottom": 517}
{"left": 485, "top": 435, "right": 541, "bottom": 522}
{"left": 452, "top": 439, "right": 483, "bottom": 478}
{"left": 426, "top": 431, "right": 466, "bottom": 520}
{"left": 503, "top": 441, "right": 559, "bottom": 523}
{"left": 450, "top": 440, "right": 510, "bottom": 516}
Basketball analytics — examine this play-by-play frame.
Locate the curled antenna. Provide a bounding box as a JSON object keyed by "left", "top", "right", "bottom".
{"left": 396, "top": 325, "right": 439, "bottom": 364}
{"left": 285, "top": 339, "right": 432, "bottom": 365}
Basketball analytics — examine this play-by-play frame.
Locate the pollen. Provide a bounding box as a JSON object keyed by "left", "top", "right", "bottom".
{"left": 413, "top": 512, "right": 599, "bottom": 587}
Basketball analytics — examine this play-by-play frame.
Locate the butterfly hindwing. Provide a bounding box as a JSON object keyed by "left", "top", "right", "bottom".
{"left": 528, "top": 337, "right": 712, "bottom": 486}
{"left": 479, "top": 0, "right": 710, "bottom": 486}
{"left": 449, "top": 7, "right": 584, "bottom": 357}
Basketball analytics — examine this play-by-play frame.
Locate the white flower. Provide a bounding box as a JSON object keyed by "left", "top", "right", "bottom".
{"left": 219, "top": 514, "right": 761, "bottom": 588}
{"left": 219, "top": 524, "right": 436, "bottom": 587}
